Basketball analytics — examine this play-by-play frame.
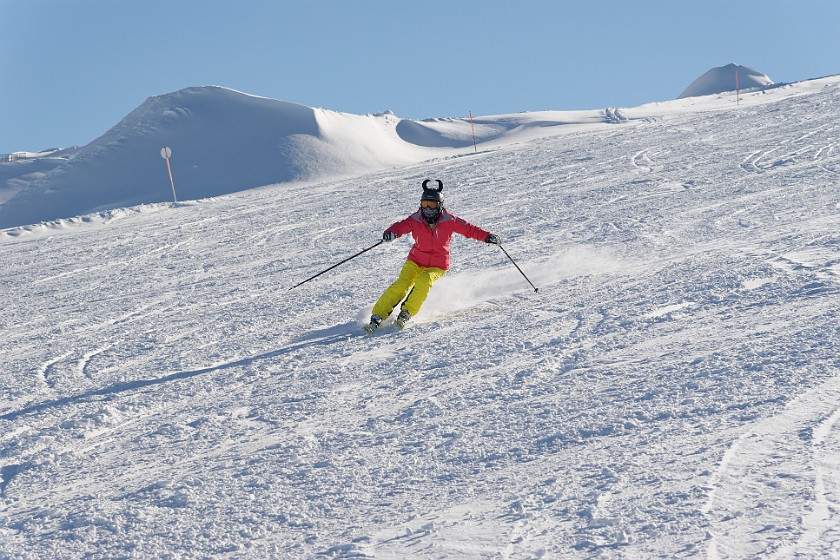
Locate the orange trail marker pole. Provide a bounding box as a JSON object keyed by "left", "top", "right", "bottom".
{"left": 160, "top": 146, "right": 178, "bottom": 202}
{"left": 469, "top": 111, "right": 477, "bottom": 153}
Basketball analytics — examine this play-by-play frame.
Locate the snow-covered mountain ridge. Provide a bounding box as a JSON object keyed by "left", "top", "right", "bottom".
{"left": 1, "top": 75, "right": 834, "bottom": 231}
{"left": 1, "top": 75, "right": 839, "bottom": 558}
{"left": 0, "top": 85, "right": 610, "bottom": 230}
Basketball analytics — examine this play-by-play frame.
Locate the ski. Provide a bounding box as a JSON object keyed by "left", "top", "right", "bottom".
{"left": 362, "top": 321, "right": 408, "bottom": 335}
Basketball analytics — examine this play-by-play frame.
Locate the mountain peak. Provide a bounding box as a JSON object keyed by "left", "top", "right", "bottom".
{"left": 678, "top": 63, "right": 773, "bottom": 99}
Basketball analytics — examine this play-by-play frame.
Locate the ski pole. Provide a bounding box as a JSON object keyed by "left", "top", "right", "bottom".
{"left": 288, "top": 240, "right": 384, "bottom": 291}
{"left": 498, "top": 244, "right": 539, "bottom": 293}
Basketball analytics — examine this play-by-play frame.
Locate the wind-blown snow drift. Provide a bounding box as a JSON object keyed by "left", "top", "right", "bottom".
{"left": 0, "top": 87, "right": 616, "bottom": 230}
{"left": 0, "top": 87, "right": 422, "bottom": 229}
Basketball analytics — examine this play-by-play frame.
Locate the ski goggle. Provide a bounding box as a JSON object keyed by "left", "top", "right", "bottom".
{"left": 420, "top": 200, "right": 440, "bottom": 209}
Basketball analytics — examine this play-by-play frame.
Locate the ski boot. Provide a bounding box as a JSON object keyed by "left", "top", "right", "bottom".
{"left": 362, "top": 314, "right": 383, "bottom": 334}
{"left": 395, "top": 309, "right": 411, "bottom": 330}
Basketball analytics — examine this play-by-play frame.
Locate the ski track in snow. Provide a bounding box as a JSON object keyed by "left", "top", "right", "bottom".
{"left": 1, "top": 80, "right": 840, "bottom": 559}
{"left": 703, "top": 374, "right": 840, "bottom": 558}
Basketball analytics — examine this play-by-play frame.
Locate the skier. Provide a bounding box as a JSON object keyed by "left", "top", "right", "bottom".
{"left": 363, "top": 179, "right": 500, "bottom": 333}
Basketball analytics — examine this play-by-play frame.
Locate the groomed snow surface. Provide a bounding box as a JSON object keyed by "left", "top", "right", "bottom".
{"left": 2, "top": 77, "right": 840, "bottom": 558}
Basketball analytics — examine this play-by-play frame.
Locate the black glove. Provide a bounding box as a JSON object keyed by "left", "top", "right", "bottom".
{"left": 485, "top": 233, "right": 501, "bottom": 245}
{"left": 383, "top": 231, "right": 397, "bottom": 242}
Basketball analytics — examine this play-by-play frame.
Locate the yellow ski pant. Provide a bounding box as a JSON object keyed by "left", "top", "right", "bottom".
{"left": 372, "top": 259, "right": 446, "bottom": 319}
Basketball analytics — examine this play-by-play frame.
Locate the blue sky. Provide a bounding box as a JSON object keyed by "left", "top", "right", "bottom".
{"left": 2, "top": 0, "right": 839, "bottom": 153}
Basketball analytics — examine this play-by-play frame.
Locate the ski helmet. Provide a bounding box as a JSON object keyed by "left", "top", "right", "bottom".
{"left": 420, "top": 179, "right": 444, "bottom": 221}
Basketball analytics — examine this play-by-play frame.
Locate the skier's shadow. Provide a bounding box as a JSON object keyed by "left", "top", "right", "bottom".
{"left": 1, "top": 322, "right": 360, "bottom": 422}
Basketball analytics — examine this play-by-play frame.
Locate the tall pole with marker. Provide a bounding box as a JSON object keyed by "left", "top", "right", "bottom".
{"left": 160, "top": 146, "right": 178, "bottom": 202}
{"left": 735, "top": 67, "right": 740, "bottom": 105}
{"left": 469, "top": 111, "right": 477, "bottom": 153}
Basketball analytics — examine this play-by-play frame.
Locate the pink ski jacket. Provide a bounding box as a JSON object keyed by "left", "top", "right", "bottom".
{"left": 385, "top": 210, "right": 491, "bottom": 271}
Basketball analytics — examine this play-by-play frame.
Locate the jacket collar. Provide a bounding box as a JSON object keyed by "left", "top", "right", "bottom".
{"left": 411, "top": 208, "right": 452, "bottom": 225}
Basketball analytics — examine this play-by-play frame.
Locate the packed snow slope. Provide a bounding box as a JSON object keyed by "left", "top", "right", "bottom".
{"left": 1, "top": 76, "right": 839, "bottom": 559}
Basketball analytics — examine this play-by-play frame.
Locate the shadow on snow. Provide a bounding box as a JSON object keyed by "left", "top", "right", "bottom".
{"left": 1, "top": 322, "right": 361, "bottom": 421}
